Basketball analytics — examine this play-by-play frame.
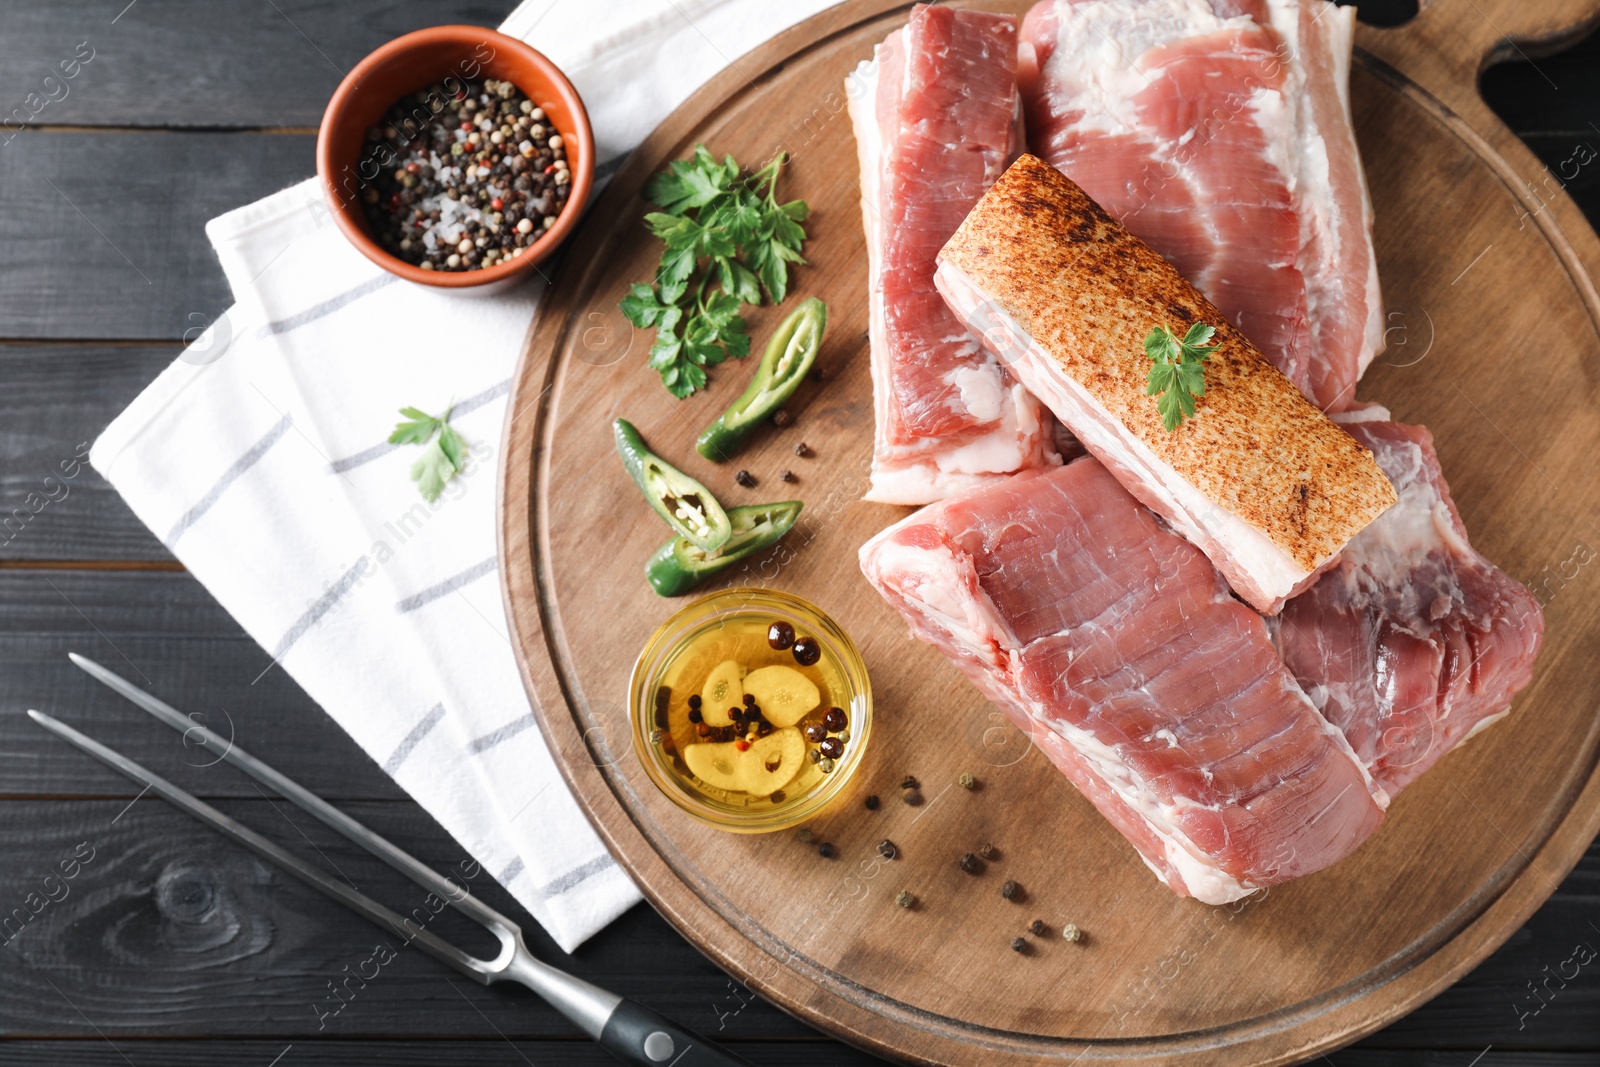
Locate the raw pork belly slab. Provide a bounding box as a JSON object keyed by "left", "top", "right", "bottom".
{"left": 1019, "top": 0, "right": 1383, "bottom": 411}
{"left": 860, "top": 460, "right": 1386, "bottom": 903}
{"left": 848, "top": 4, "right": 1057, "bottom": 505}
{"left": 936, "top": 154, "right": 1396, "bottom": 614}
{"left": 1274, "top": 410, "right": 1545, "bottom": 796}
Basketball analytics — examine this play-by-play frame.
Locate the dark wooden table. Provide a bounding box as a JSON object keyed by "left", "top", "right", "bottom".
{"left": 0, "top": 3, "right": 1595, "bottom": 1065}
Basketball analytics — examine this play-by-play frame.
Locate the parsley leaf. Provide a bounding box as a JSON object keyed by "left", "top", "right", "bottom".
{"left": 389, "top": 404, "right": 470, "bottom": 502}
{"left": 1144, "top": 322, "right": 1218, "bottom": 432}
{"left": 410, "top": 440, "right": 456, "bottom": 503}
{"left": 623, "top": 146, "right": 811, "bottom": 397}
{"left": 389, "top": 406, "right": 442, "bottom": 445}
{"left": 619, "top": 285, "right": 665, "bottom": 330}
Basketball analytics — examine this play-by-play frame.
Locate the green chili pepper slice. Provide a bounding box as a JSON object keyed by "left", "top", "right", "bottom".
{"left": 645, "top": 500, "right": 803, "bottom": 597}
{"left": 614, "top": 418, "right": 732, "bottom": 552}
{"left": 696, "top": 297, "right": 827, "bottom": 461}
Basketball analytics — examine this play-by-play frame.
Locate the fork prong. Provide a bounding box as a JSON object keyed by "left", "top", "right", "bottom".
{"left": 68, "top": 652, "right": 519, "bottom": 938}
{"left": 25, "top": 708, "right": 493, "bottom": 983}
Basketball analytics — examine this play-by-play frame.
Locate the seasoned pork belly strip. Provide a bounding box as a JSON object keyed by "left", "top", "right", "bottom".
{"left": 847, "top": 4, "right": 1057, "bottom": 505}
{"left": 935, "top": 154, "right": 1396, "bottom": 614}
{"left": 860, "top": 460, "right": 1386, "bottom": 903}
{"left": 1274, "top": 409, "right": 1545, "bottom": 796}
{"left": 1018, "top": 0, "right": 1383, "bottom": 411}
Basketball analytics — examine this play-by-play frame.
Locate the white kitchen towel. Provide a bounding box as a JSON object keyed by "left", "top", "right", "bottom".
{"left": 90, "top": 0, "right": 841, "bottom": 953}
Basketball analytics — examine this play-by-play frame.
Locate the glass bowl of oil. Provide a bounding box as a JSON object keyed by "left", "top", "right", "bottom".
{"left": 629, "top": 587, "right": 872, "bottom": 832}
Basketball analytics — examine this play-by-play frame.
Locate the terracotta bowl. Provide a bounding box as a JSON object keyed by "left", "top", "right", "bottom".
{"left": 316, "top": 25, "right": 594, "bottom": 292}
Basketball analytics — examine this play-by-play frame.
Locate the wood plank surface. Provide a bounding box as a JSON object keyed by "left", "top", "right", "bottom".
{"left": 0, "top": 794, "right": 1592, "bottom": 1044}
{"left": 0, "top": 576, "right": 1592, "bottom": 1050}
{"left": 0, "top": 0, "right": 519, "bottom": 129}
{"left": 0, "top": 127, "right": 1589, "bottom": 347}
{"left": 0, "top": 570, "right": 404, "bottom": 800}
{"left": 0, "top": 1045, "right": 1582, "bottom": 1067}
{"left": 0, "top": 345, "right": 175, "bottom": 562}
{"left": 1483, "top": 32, "right": 1600, "bottom": 131}
{"left": 0, "top": 28, "right": 1592, "bottom": 351}
{"left": 0, "top": 132, "right": 313, "bottom": 341}
{"left": 0, "top": 798, "right": 813, "bottom": 1040}
{"left": 0, "top": 1040, "right": 878, "bottom": 1067}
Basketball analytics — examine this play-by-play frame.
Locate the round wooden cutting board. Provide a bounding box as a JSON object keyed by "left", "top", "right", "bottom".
{"left": 500, "top": 1, "right": 1600, "bottom": 1062}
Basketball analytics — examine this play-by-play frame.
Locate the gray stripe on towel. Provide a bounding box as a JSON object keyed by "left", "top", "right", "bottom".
{"left": 497, "top": 856, "right": 525, "bottom": 884}
{"left": 166, "top": 415, "right": 293, "bottom": 545}
{"left": 382, "top": 702, "right": 446, "bottom": 774}
{"left": 467, "top": 715, "right": 536, "bottom": 755}
{"left": 538, "top": 854, "right": 615, "bottom": 898}
{"left": 269, "top": 557, "right": 369, "bottom": 662}
{"left": 257, "top": 274, "right": 397, "bottom": 338}
{"left": 396, "top": 557, "right": 497, "bottom": 614}
{"left": 329, "top": 378, "right": 512, "bottom": 474}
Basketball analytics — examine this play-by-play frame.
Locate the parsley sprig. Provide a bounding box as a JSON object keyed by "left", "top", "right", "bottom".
{"left": 1144, "top": 322, "right": 1218, "bottom": 432}
{"left": 389, "top": 404, "right": 468, "bottom": 502}
{"left": 620, "top": 146, "right": 810, "bottom": 398}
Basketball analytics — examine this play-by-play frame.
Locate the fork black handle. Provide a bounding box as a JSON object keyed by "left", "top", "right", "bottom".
{"left": 600, "top": 998, "right": 758, "bottom": 1066}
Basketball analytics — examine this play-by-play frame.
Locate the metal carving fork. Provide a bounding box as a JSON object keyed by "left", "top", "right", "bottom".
{"left": 28, "top": 653, "right": 756, "bottom": 1067}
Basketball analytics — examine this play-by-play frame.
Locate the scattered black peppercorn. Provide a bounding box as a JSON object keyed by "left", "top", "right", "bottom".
{"left": 772, "top": 409, "right": 793, "bottom": 427}
{"left": 900, "top": 775, "right": 919, "bottom": 790}
{"left": 803, "top": 722, "right": 828, "bottom": 743}
{"left": 978, "top": 843, "right": 998, "bottom": 861}
{"left": 959, "top": 853, "right": 981, "bottom": 873}
{"left": 780, "top": 469, "right": 797, "bottom": 483}
{"left": 1011, "top": 937, "right": 1028, "bottom": 954}
{"left": 769, "top": 790, "right": 786, "bottom": 804}
{"left": 1001, "top": 880, "right": 1022, "bottom": 901}
{"left": 735, "top": 469, "right": 756, "bottom": 488}
{"left": 817, "top": 842, "right": 836, "bottom": 859}
{"left": 743, "top": 693, "right": 757, "bottom": 708}
{"left": 811, "top": 366, "right": 826, "bottom": 382}
{"left": 767, "top": 620, "right": 795, "bottom": 650}
{"left": 1030, "top": 919, "right": 1048, "bottom": 937}
{"left": 794, "top": 442, "right": 812, "bottom": 457}
{"left": 900, "top": 787, "right": 922, "bottom": 806}
{"left": 688, "top": 694, "right": 702, "bottom": 710}
{"left": 864, "top": 794, "right": 880, "bottom": 810}
{"left": 819, "top": 737, "right": 843, "bottom": 760}
{"left": 792, "top": 636, "right": 821, "bottom": 666}
{"left": 688, "top": 708, "right": 703, "bottom": 724}
{"left": 877, "top": 839, "right": 898, "bottom": 860}
{"left": 823, "top": 707, "right": 847, "bottom": 732}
